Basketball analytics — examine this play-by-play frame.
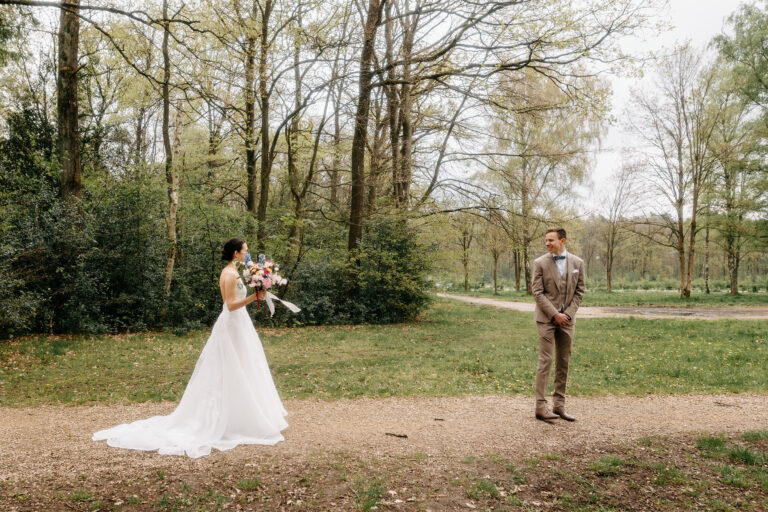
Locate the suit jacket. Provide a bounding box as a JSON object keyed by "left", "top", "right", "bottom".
{"left": 531, "top": 251, "right": 585, "bottom": 324}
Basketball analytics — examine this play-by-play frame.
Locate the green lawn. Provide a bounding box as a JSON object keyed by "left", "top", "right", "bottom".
{"left": 455, "top": 287, "right": 768, "bottom": 307}
{"left": 0, "top": 299, "right": 766, "bottom": 406}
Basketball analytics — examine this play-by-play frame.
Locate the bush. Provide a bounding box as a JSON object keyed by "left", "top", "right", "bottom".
{"left": 270, "top": 216, "right": 432, "bottom": 326}
{"left": 352, "top": 216, "right": 432, "bottom": 323}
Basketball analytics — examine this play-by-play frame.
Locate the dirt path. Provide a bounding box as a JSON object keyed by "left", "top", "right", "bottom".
{"left": 438, "top": 293, "right": 768, "bottom": 320}
{"left": 2, "top": 394, "right": 766, "bottom": 483}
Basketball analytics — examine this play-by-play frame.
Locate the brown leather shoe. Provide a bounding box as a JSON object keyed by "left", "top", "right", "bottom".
{"left": 552, "top": 408, "right": 576, "bottom": 422}
{"left": 535, "top": 409, "right": 559, "bottom": 421}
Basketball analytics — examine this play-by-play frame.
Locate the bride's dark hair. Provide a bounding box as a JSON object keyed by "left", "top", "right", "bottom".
{"left": 221, "top": 237, "right": 245, "bottom": 261}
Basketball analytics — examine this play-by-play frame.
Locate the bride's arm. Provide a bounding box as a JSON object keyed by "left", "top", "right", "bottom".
{"left": 223, "top": 274, "right": 265, "bottom": 312}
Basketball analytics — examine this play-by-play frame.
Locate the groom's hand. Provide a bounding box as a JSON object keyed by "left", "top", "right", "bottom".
{"left": 553, "top": 313, "right": 569, "bottom": 326}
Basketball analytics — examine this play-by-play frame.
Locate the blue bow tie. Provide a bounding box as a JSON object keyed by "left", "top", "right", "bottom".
{"left": 553, "top": 255, "right": 566, "bottom": 261}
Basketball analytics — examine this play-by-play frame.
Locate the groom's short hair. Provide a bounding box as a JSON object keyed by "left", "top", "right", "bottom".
{"left": 546, "top": 227, "right": 567, "bottom": 240}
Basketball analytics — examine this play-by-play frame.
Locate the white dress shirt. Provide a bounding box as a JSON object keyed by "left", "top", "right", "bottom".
{"left": 553, "top": 249, "right": 568, "bottom": 277}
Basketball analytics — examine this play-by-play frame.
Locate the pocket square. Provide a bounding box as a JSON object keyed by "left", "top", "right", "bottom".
{"left": 571, "top": 269, "right": 579, "bottom": 273}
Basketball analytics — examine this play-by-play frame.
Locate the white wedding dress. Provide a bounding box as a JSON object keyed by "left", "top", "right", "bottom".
{"left": 93, "top": 281, "right": 288, "bottom": 458}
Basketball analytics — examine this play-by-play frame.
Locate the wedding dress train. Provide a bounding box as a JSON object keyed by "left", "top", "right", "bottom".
{"left": 93, "top": 282, "right": 288, "bottom": 458}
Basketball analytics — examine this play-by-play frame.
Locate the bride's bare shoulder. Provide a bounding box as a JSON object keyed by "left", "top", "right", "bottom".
{"left": 219, "top": 267, "right": 239, "bottom": 284}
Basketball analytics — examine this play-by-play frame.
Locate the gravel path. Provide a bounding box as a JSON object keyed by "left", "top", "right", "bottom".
{"left": 2, "top": 394, "right": 767, "bottom": 482}
{"left": 438, "top": 293, "right": 768, "bottom": 320}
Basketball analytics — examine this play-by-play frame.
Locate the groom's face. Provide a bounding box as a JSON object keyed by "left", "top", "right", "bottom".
{"left": 545, "top": 232, "right": 566, "bottom": 255}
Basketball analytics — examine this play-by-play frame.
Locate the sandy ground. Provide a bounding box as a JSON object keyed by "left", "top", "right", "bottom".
{"left": 2, "top": 394, "right": 766, "bottom": 482}
{"left": 437, "top": 293, "right": 768, "bottom": 320}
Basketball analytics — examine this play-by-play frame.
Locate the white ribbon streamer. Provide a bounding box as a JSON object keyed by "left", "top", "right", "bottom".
{"left": 264, "top": 291, "right": 301, "bottom": 317}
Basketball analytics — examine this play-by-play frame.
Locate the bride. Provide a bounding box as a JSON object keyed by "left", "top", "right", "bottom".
{"left": 93, "top": 238, "right": 288, "bottom": 458}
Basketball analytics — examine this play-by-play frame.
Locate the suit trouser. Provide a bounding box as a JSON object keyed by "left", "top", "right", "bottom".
{"left": 535, "top": 321, "right": 574, "bottom": 410}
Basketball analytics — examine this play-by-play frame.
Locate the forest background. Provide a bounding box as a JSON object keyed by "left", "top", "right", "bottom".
{"left": 0, "top": 0, "right": 766, "bottom": 339}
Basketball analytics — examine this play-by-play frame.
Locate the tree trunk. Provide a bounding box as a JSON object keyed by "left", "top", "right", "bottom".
{"left": 134, "top": 106, "right": 146, "bottom": 166}
{"left": 492, "top": 252, "right": 498, "bottom": 295}
{"left": 286, "top": 11, "right": 303, "bottom": 265}
{"left": 676, "top": 196, "right": 686, "bottom": 298}
{"left": 684, "top": 189, "right": 698, "bottom": 298}
{"left": 161, "top": 0, "right": 177, "bottom": 306}
{"left": 57, "top": 0, "right": 81, "bottom": 203}
{"left": 523, "top": 243, "right": 532, "bottom": 295}
{"left": 256, "top": 0, "right": 274, "bottom": 252}
{"left": 367, "top": 95, "right": 386, "bottom": 216}
{"left": 704, "top": 220, "right": 710, "bottom": 294}
{"left": 384, "top": 3, "right": 400, "bottom": 206}
{"left": 347, "top": 0, "right": 383, "bottom": 253}
{"left": 174, "top": 113, "right": 185, "bottom": 267}
{"left": 244, "top": 33, "right": 258, "bottom": 212}
{"left": 330, "top": 84, "right": 342, "bottom": 207}
{"left": 395, "top": 13, "right": 415, "bottom": 208}
{"left": 521, "top": 183, "right": 533, "bottom": 295}
{"left": 463, "top": 257, "right": 469, "bottom": 292}
{"left": 727, "top": 246, "right": 740, "bottom": 295}
{"left": 606, "top": 228, "right": 614, "bottom": 292}
{"left": 513, "top": 249, "right": 521, "bottom": 291}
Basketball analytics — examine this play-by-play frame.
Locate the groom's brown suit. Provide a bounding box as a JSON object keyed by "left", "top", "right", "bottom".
{"left": 532, "top": 251, "right": 585, "bottom": 412}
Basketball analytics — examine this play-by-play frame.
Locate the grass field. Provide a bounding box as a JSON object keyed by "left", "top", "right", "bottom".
{"left": 1, "top": 298, "right": 766, "bottom": 407}
{"left": 455, "top": 287, "right": 768, "bottom": 307}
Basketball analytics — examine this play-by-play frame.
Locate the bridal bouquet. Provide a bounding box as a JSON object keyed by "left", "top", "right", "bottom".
{"left": 239, "top": 253, "right": 300, "bottom": 317}
{"left": 242, "top": 253, "right": 288, "bottom": 291}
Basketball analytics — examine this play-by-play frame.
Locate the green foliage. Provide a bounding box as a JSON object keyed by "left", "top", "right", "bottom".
{"left": 277, "top": 216, "right": 431, "bottom": 326}
{"left": 0, "top": 102, "right": 430, "bottom": 336}
{"left": 0, "top": 9, "right": 21, "bottom": 67}
{"left": 715, "top": 1, "right": 768, "bottom": 109}
{"left": 352, "top": 216, "right": 432, "bottom": 323}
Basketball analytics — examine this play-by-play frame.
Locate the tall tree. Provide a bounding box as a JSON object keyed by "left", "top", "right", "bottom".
{"left": 161, "top": 0, "right": 179, "bottom": 306}
{"left": 480, "top": 218, "right": 509, "bottom": 295}
{"left": 601, "top": 166, "right": 635, "bottom": 292}
{"left": 347, "top": 0, "right": 385, "bottom": 252}
{"left": 630, "top": 46, "right": 720, "bottom": 298}
{"left": 715, "top": 0, "right": 768, "bottom": 124}
{"left": 57, "top": 0, "right": 81, "bottom": 203}
{"left": 484, "top": 72, "right": 600, "bottom": 293}
{"left": 709, "top": 70, "right": 764, "bottom": 295}
{"left": 451, "top": 212, "right": 476, "bottom": 292}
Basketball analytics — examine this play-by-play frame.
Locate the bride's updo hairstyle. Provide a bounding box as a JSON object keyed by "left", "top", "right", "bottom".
{"left": 221, "top": 237, "right": 245, "bottom": 261}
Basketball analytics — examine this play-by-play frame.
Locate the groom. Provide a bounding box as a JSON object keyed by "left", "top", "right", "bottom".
{"left": 532, "top": 227, "right": 585, "bottom": 422}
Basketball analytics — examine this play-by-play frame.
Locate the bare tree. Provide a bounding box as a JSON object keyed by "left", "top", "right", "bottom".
{"left": 601, "top": 165, "right": 635, "bottom": 292}
{"left": 630, "top": 46, "right": 720, "bottom": 298}
{"left": 480, "top": 217, "right": 509, "bottom": 295}
{"left": 451, "top": 212, "right": 477, "bottom": 292}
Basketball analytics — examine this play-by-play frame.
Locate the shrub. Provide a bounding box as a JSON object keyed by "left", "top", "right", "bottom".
{"left": 271, "top": 216, "right": 432, "bottom": 326}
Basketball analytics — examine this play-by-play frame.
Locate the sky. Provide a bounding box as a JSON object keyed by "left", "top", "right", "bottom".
{"left": 586, "top": 0, "right": 744, "bottom": 210}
